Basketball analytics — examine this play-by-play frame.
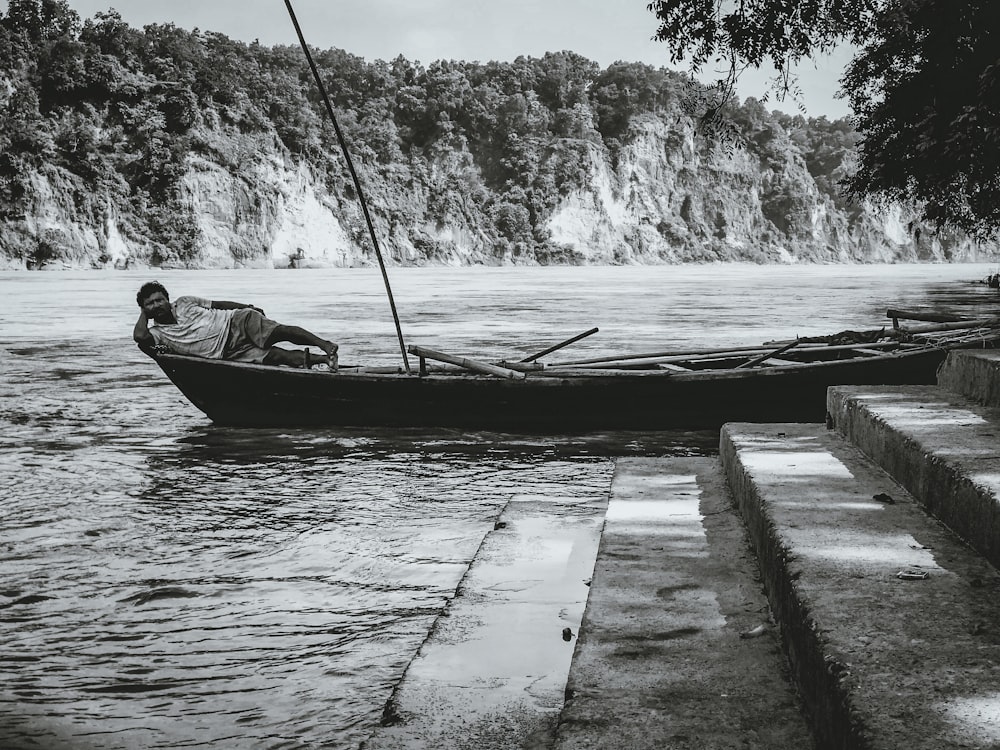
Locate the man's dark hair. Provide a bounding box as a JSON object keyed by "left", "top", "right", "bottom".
{"left": 137, "top": 281, "right": 168, "bottom": 307}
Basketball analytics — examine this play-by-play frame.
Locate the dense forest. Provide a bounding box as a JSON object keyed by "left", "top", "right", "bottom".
{"left": 0, "top": 0, "right": 994, "bottom": 269}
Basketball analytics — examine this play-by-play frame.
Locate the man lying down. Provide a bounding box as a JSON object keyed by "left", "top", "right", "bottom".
{"left": 133, "top": 281, "right": 338, "bottom": 370}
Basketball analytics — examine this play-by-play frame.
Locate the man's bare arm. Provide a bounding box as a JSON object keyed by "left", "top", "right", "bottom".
{"left": 211, "top": 300, "right": 264, "bottom": 314}
{"left": 133, "top": 310, "right": 157, "bottom": 354}
{"left": 133, "top": 310, "right": 154, "bottom": 345}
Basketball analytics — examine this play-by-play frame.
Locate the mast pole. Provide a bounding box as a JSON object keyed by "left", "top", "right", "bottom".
{"left": 283, "top": 0, "right": 411, "bottom": 373}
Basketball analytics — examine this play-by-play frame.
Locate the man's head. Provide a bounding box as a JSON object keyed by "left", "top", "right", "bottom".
{"left": 137, "top": 281, "right": 172, "bottom": 322}
{"left": 137, "top": 281, "right": 168, "bottom": 307}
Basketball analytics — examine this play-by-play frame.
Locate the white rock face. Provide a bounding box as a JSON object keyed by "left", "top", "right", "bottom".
{"left": 540, "top": 116, "right": 996, "bottom": 265}
{"left": 3, "top": 112, "right": 997, "bottom": 269}
{"left": 269, "top": 163, "right": 354, "bottom": 269}
{"left": 178, "top": 156, "right": 358, "bottom": 269}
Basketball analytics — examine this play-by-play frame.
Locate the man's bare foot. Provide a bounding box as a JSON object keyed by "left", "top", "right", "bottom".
{"left": 323, "top": 342, "right": 339, "bottom": 372}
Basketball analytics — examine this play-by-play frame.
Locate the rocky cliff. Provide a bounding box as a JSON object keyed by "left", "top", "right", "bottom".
{"left": 6, "top": 108, "right": 995, "bottom": 271}
{"left": 13, "top": 116, "right": 1000, "bottom": 276}
{"left": 1, "top": 9, "right": 995, "bottom": 270}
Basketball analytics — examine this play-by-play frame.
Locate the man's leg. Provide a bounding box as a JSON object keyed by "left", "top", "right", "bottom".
{"left": 265, "top": 325, "right": 338, "bottom": 368}
{"left": 261, "top": 347, "right": 309, "bottom": 368}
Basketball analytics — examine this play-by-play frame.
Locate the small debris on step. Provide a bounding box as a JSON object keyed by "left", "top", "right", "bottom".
{"left": 739, "top": 624, "right": 768, "bottom": 639}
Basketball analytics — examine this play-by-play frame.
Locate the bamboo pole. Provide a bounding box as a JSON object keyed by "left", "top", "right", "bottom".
{"left": 913, "top": 328, "right": 1000, "bottom": 345}
{"left": 554, "top": 340, "right": 907, "bottom": 370}
{"left": 897, "top": 318, "right": 998, "bottom": 334}
{"left": 519, "top": 327, "right": 599, "bottom": 363}
{"left": 408, "top": 345, "right": 527, "bottom": 380}
{"left": 553, "top": 348, "right": 792, "bottom": 370}
{"left": 283, "top": 0, "right": 411, "bottom": 373}
{"left": 550, "top": 343, "right": 825, "bottom": 368}
{"left": 496, "top": 361, "right": 546, "bottom": 372}
{"left": 736, "top": 340, "right": 800, "bottom": 369}
{"left": 886, "top": 308, "right": 976, "bottom": 324}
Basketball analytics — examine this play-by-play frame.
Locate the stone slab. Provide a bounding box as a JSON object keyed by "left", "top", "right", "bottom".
{"left": 722, "top": 423, "right": 1000, "bottom": 750}
{"left": 937, "top": 349, "right": 1000, "bottom": 407}
{"left": 362, "top": 493, "right": 606, "bottom": 750}
{"left": 554, "top": 457, "right": 813, "bottom": 750}
{"left": 827, "top": 384, "right": 1000, "bottom": 568}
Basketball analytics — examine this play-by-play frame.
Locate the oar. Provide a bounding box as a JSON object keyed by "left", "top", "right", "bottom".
{"left": 736, "top": 340, "right": 801, "bottom": 369}
{"left": 519, "top": 327, "right": 599, "bottom": 363}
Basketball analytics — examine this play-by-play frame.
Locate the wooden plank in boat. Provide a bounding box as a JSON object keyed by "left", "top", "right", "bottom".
{"left": 657, "top": 363, "right": 691, "bottom": 372}
{"left": 886, "top": 308, "right": 977, "bottom": 323}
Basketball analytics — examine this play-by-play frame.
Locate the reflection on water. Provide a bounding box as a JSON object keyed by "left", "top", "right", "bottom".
{"left": 3, "top": 419, "right": 624, "bottom": 749}
{"left": 1, "top": 264, "right": 997, "bottom": 749}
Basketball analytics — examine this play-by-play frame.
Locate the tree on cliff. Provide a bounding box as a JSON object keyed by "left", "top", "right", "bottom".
{"left": 2, "top": 0, "right": 915, "bottom": 267}
{"left": 648, "top": 0, "right": 1000, "bottom": 237}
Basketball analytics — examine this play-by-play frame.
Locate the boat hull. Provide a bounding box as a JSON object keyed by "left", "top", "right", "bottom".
{"left": 153, "top": 346, "right": 953, "bottom": 431}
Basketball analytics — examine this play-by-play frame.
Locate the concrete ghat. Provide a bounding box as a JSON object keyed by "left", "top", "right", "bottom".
{"left": 937, "top": 349, "right": 1000, "bottom": 407}
{"left": 827, "top": 384, "right": 1000, "bottom": 569}
{"left": 362, "top": 493, "right": 606, "bottom": 750}
{"left": 554, "top": 457, "right": 812, "bottom": 750}
{"left": 722, "top": 423, "right": 1000, "bottom": 750}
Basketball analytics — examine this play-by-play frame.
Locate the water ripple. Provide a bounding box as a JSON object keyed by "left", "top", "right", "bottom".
{"left": 2, "top": 264, "right": 994, "bottom": 749}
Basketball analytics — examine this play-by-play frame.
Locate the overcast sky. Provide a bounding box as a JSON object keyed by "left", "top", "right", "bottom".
{"left": 7, "top": 0, "right": 853, "bottom": 118}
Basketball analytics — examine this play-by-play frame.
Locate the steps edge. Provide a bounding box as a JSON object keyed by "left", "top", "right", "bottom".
{"left": 719, "top": 425, "right": 868, "bottom": 750}
{"left": 826, "top": 385, "right": 1000, "bottom": 569}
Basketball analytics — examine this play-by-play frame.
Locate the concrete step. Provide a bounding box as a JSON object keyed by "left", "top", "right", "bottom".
{"left": 554, "top": 457, "right": 814, "bottom": 750}
{"left": 938, "top": 349, "right": 1000, "bottom": 407}
{"left": 721, "top": 423, "right": 1000, "bottom": 750}
{"left": 362, "top": 493, "right": 606, "bottom": 750}
{"left": 826, "top": 384, "right": 1000, "bottom": 569}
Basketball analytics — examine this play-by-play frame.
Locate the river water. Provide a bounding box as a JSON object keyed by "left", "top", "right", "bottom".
{"left": 2, "top": 263, "right": 998, "bottom": 749}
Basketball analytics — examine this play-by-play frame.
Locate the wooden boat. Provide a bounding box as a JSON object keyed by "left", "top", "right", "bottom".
{"left": 148, "top": 310, "right": 1000, "bottom": 431}
{"left": 161, "top": 14, "right": 989, "bottom": 432}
